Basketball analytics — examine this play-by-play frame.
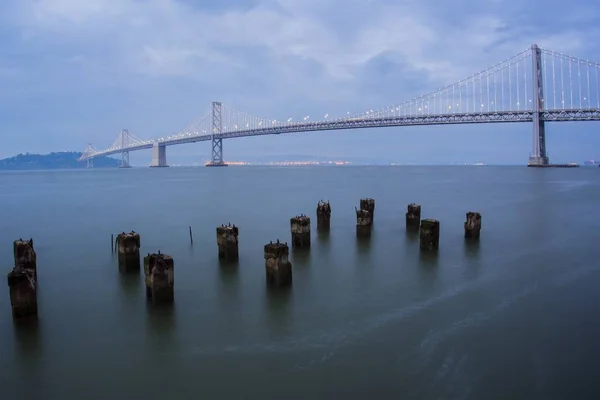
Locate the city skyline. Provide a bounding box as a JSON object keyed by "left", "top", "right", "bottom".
{"left": 1, "top": 0, "right": 600, "bottom": 164}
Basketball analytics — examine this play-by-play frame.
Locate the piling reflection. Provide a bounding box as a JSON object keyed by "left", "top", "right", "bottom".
{"left": 418, "top": 250, "right": 439, "bottom": 291}
{"left": 13, "top": 318, "right": 42, "bottom": 358}
{"left": 464, "top": 239, "right": 481, "bottom": 261}
{"left": 118, "top": 272, "right": 142, "bottom": 301}
{"left": 218, "top": 262, "right": 240, "bottom": 313}
{"left": 265, "top": 286, "right": 292, "bottom": 335}
{"left": 356, "top": 235, "right": 372, "bottom": 254}
{"left": 145, "top": 301, "right": 177, "bottom": 351}
{"left": 317, "top": 229, "right": 330, "bottom": 243}
{"left": 405, "top": 228, "right": 419, "bottom": 243}
{"left": 291, "top": 247, "right": 311, "bottom": 265}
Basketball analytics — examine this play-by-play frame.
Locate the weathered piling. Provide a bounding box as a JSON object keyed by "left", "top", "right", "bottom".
{"left": 290, "top": 215, "right": 311, "bottom": 248}
{"left": 420, "top": 219, "right": 440, "bottom": 251}
{"left": 7, "top": 267, "right": 37, "bottom": 319}
{"left": 14, "top": 238, "right": 36, "bottom": 279}
{"left": 264, "top": 241, "right": 292, "bottom": 287}
{"left": 356, "top": 208, "right": 373, "bottom": 238}
{"left": 360, "top": 198, "right": 375, "bottom": 217}
{"left": 316, "top": 200, "right": 331, "bottom": 231}
{"left": 143, "top": 251, "right": 174, "bottom": 304}
{"left": 464, "top": 212, "right": 482, "bottom": 239}
{"left": 406, "top": 203, "right": 421, "bottom": 230}
{"left": 116, "top": 231, "right": 141, "bottom": 273}
{"left": 217, "top": 223, "right": 239, "bottom": 261}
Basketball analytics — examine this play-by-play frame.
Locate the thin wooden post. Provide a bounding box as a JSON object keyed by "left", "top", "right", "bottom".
{"left": 189, "top": 226, "right": 193, "bottom": 244}
{"left": 111, "top": 233, "right": 114, "bottom": 253}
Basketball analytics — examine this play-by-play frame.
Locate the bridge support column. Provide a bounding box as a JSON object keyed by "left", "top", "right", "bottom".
{"left": 150, "top": 142, "right": 168, "bottom": 167}
{"left": 86, "top": 158, "right": 93, "bottom": 168}
{"left": 120, "top": 151, "right": 131, "bottom": 168}
{"left": 528, "top": 44, "right": 549, "bottom": 167}
{"left": 206, "top": 101, "right": 228, "bottom": 167}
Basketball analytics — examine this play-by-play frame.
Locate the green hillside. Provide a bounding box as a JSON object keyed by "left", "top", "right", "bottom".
{"left": 0, "top": 152, "right": 120, "bottom": 170}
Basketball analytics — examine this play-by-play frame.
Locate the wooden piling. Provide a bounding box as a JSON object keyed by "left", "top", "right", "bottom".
{"left": 189, "top": 226, "right": 193, "bottom": 244}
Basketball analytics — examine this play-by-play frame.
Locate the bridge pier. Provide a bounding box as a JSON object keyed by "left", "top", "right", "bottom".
{"left": 120, "top": 151, "right": 131, "bottom": 168}
{"left": 150, "top": 142, "right": 168, "bottom": 167}
{"left": 528, "top": 44, "right": 550, "bottom": 167}
{"left": 206, "top": 101, "right": 228, "bottom": 167}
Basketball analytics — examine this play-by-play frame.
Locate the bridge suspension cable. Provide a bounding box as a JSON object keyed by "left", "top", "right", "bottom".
{"left": 81, "top": 44, "right": 600, "bottom": 163}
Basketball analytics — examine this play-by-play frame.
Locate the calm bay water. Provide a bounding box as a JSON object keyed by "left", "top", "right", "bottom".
{"left": 1, "top": 166, "right": 599, "bottom": 399}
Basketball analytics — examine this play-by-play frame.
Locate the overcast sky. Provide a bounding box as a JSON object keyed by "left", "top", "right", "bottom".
{"left": 1, "top": 0, "right": 599, "bottom": 164}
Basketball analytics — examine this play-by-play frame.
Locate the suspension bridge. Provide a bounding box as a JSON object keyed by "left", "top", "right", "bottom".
{"left": 79, "top": 44, "right": 600, "bottom": 168}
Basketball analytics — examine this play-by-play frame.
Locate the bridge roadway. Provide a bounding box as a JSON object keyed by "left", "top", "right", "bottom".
{"left": 86, "top": 108, "right": 600, "bottom": 159}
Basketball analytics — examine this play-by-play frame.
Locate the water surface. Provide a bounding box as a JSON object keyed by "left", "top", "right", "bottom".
{"left": 1, "top": 166, "right": 599, "bottom": 399}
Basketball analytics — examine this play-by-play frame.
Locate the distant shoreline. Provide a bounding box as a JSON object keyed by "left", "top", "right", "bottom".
{"left": 0, "top": 152, "right": 119, "bottom": 170}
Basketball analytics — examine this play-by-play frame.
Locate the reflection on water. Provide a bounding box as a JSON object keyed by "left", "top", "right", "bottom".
{"left": 118, "top": 272, "right": 143, "bottom": 301}
{"left": 145, "top": 301, "right": 177, "bottom": 355}
{"left": 418, "top": 250, "right": 439, "bottom": 291}
{"left": 464, "top": 240, "right": 481, "bottom": 262}
{"left": 291, "top": 247, "right": 311, "bottom": 265}
{"left": 13, "top": 319, "right": 42, "bottom": 359}
{"left": 405, "top": 227, "right": 419, "bottom": 243}
{"left": 356, "top": 235, "right": 372, "bottom": 254}
{"left": 218, "top": 263, "right": 240, "bottom": 314}
{"left": 317, "top": 230, "right": 330, "bottom": 243}
{"left": 265, "top": 286, "right": 292, "bottom": 335}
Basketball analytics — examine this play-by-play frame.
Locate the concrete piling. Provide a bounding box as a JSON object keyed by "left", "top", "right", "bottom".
{"left": 7, "top": 267, "right": 37, "bottom": 319}
{"left": 420, "top": 219, "right": 440, "bottom": 251}
{"left": 464, "top": 212, "right": 482, "bottom": 239}
{"left": 217, "top": 223, "right": 239, "bottom": 261}
{"left": 116, "top": 231, "right": 141, "bottom": 273}
{"left": 290, "top": 215, "right": 311, "bottom": 248}
{"left": 143, "top": 251, "right": 174, "bottom": 304}
{"left": 360, "top": 198, "right": 375, "bottom": 218}
{"left": 406, "top": 203, "right": 421, "bottom": 230}
{"left": 14, "top": 238, "right": 36, "bottom": 279}
{"left": 356, "top": 208, "right": 373, "bottom": 238}
{"left": 264, "top": 240, "right": 292, "bottom": 287}
{"left": 316, "top": 200, "right": 331, "bottom": 231}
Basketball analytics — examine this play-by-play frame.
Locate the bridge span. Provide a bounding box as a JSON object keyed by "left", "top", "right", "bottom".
{"left": 79, "top": 45, "right": 600, "bottom": 167}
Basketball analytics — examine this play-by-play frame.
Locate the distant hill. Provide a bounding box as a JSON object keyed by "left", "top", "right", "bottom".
{"left": 0, "top": 152, "right": 119, "bottom": 170}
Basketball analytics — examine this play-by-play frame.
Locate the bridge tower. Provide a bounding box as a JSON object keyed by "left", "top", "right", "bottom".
{"left": 528, "top": 44, "right": 549, "bottom": 166}
{"left": 206, "top": 101, "right": 228, "bottom": 167}
{"left": 120, "top": 129, "right": 132, "bottom": 168}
